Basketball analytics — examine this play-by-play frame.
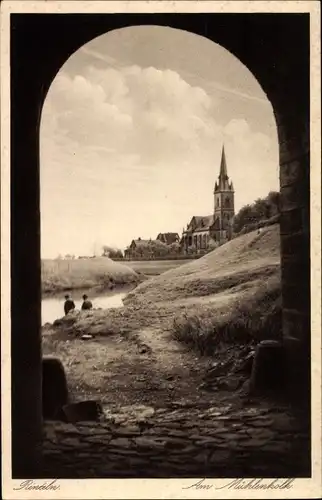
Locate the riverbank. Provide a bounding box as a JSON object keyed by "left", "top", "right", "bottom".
{"left": 41, "top": 257, "right": 190, "bottom": 296}
{"left": 41, "top": 257, "right": 141, "bottom": 295}
{"left": 41, "top": 284, "right": 135, "bottom": 325}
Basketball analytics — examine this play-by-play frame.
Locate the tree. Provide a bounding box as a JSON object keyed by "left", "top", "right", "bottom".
{"left": 232, "top": 204, "right": 253, "bottom": 233}
{"left": 208, "top": 238, "right": 219, "bottom": 252}
{"left": 102, "top": 245, "right": 124, "bottom": 259}
{"left": 150, "top": 240, "right": 169, "bottom": 258}
{"left": 233, "top": 191, "right": 281, "bottom": 235}
{"left": 113, "top": 249, "right": 123, "bottom": 259}
{"left": 187, "top": 244, "right": 197, "bottom": 255}
{"left": 266, "top": 191, "right": 281, "bottom": 217}
{"left": 169, "top": 242, "right": 180, "bottom": 255}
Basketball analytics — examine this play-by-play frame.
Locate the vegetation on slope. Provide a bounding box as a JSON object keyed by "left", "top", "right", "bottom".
{"left": 232, "top": 191, "right": 280, "bottom": 234}
{"left": 124, "top": 225, "right": 280, "bottom": 304}
{"left": 42, "top": 257, "right": 140, "bottom": 295}
{"left": 123, "top": 225, "right": 282, "bottom": 353}
{"left": 172, "top": 275, "right": 281, "bottom": 355}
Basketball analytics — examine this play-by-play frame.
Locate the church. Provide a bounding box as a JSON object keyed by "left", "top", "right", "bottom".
{"left": 181, "top": 145, "right": 235, "bottom": 254}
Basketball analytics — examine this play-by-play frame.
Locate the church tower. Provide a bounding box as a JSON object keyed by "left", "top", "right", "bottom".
{"left": 212, "top": 145, "right": 235, "bottom": 242}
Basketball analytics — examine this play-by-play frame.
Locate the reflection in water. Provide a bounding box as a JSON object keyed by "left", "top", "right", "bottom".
{"left": 41, "top": 287, "right": 131, "bottom": 325}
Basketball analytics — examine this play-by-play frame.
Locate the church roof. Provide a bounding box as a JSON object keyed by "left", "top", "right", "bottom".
{"left": 130, "top": 239, "right": 154, "bottom": 247}
{"left": 156, "top": 232, "right": 180, "bottom": 244}
{"left": 185, "top": 215, "right": 214, "bottom": 232}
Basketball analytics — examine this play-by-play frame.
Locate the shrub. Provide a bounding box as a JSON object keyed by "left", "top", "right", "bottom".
{"left": 172, "top": 280, "right": 282, "bottom": 356}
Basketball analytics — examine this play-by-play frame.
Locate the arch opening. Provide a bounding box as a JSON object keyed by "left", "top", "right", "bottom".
{"left": 11, "top": 15, "right": 310, "bottom": 478}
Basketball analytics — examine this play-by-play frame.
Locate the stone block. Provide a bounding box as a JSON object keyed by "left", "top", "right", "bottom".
{"left": 42, "top": 356, "right": 69, "bottom": 420}
{"left": 276, "top": 109, "right": 309, "bottom": 166}
{"left": 280, "top": 184, "right": 308, "bottom": 211}
{"left": 282, "top": 283, "right": 310, "bottom": 312}
{"left": 283, "top": 332, "right": 311, "bottom": 401}
{"left": 280, "top": 232, "right": 307, "bottom": 258}
{"left": 280, "top": 208, "right": 305, "bottom": 235}
{"left": 281, "top": 257, "right": 310, "bottom": 288}
{"left": 282, "top": 309, "right": 310, "bottom": 344}
{"left": 278, "top": 134, "right": 309, "bottom": 166}
{"left": 249, "top": 340, "right": 285, "bottom": 394}
{"left": 62, "top": 400, "right": 103, "bottom": 423}
{"left": 279, "top": 156, "right": 308, "bottom": 188}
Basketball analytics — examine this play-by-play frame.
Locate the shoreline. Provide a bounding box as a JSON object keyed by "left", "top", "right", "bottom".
{"left": 41, "top": 280, "right": 140, "bottom": 299}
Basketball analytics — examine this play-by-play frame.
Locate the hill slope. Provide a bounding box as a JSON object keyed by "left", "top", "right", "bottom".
{"left": 123, "top": 225, "right": 282, "bottom": 354}
{"left": 125, "top": 224, "right": 280, "bottom": 305}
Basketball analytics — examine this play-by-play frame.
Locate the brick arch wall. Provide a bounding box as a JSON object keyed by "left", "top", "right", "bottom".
{"left": 10, "top": 14, "right": 310, "bottom": 476}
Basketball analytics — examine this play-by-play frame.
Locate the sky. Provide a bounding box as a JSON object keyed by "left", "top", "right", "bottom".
{"left": 40, "top": 25, "right": 279, "bottom": 258}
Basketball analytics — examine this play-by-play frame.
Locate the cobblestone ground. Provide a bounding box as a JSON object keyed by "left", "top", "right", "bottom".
{"left": 42, "top": 400, "right": 310, "bottom": 478}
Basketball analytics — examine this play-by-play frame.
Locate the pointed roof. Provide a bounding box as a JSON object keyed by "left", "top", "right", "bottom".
{"left": 184, "top": 215, "right": 214, "bottom": 232}
{"left": 219, "top": 145, "right": 228, "bottom": 180}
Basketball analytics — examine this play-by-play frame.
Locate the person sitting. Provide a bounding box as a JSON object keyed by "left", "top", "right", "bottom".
{"left": 81, "top": 294, "right": 93, "bottom": 311}
{"left": 64, "top": 294, "right": 75, "bottom": 315}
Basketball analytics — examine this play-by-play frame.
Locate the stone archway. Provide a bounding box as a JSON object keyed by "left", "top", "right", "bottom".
{"left": 10, "top": 13, "right": 310, "bottom": 476}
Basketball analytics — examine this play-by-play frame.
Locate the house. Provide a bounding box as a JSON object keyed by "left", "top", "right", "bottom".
{"left": 124, "top": 233, "right": 180, "bottom": 259}
{"left": 156, "top": 232, "right": 180, "bottom": 245}
{"left": 124, "top": 237, "right": 154, "bottom": 259}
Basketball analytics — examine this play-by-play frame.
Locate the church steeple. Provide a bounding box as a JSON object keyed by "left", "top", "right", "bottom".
{"left": 214, "top": 144, "right": 232, "bottom": 192}
{"left": 219, "top": 145, "right": 228, "bottom": 181}
{"left": 212, "top": 144, "right": 235, "bottom": 243}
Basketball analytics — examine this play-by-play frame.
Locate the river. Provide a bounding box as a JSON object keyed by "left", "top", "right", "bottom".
{"left": 41, "top": 286, "right": 132, "bottom": 325}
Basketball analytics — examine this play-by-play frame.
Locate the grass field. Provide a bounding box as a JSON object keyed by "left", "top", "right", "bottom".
{"left": 41, "top": 257, "right": 140, "bottom": 294}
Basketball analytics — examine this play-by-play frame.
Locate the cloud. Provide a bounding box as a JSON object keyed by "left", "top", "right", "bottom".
{"left": 79, "top": 46, "right": 117, "bottom": 66}
{"left": 224, "top": 118, "right": 271, "bottom": 153}
{"left": 222, "top": 118, "right": 278, "bottom": 203}
{"left": 42, "top": 65, "right": 222, "bottom": 166}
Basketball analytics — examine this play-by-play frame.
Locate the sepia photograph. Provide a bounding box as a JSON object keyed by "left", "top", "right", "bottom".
{"left": 1, "top": 0, "right": 321, "bottom": 498}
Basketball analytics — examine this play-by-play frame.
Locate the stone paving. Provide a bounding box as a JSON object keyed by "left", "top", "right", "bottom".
{"left": 42, "top": 400, "right": 310, "bottom": 478}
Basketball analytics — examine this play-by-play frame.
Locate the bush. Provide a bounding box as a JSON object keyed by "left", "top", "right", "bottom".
{"left": 232, "top": 191, "right": 280, "bottom": 235}
{"left": 172, "top": 280, "right": 282, "bottom": 356}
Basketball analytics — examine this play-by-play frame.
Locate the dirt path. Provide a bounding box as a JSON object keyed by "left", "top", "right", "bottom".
{"left": 43, "top": 320, "right": 216, "bottom": 409}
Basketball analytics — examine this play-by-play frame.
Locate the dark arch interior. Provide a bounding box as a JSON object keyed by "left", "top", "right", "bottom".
{"left": 10, "top": 13, "right": 310, "bottom": 478}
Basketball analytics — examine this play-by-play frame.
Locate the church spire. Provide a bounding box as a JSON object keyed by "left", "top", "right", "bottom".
{"left": 219, "top": 144, "right": 228, "bottom": 180}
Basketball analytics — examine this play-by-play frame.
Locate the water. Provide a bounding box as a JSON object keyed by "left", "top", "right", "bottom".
{"left": 41, "top": 286, "right": 131, "bottom": 325}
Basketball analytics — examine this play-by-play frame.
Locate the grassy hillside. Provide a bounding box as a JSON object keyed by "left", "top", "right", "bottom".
{"left": 123, "top": 225, "right": 282, "bottom": 354}
{"left": 42, "top": 257, "right": 140, "bottom": 294}
{"left": 125, "top": 225, "right": 280, "bottom": 304}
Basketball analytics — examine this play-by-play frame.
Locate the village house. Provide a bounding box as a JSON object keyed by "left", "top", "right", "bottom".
{"left": 181, "top": 145, "right": 235, "bottom": 254}
{"left": 124, "top": 237, "right": 152, "bottom": 259}
{"left": 124, "top": 232, "right": 180, "bottom": 259}
{"left": 156, "top": 233, "right": 180, "bottom": 245}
